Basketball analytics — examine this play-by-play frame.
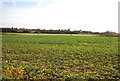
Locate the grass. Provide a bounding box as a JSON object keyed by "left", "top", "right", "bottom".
{"left": 2, "top": 33, "right": 119, "bottom": 80}
{"left": 2, "top": 32, "right": 99, "bottom": 36}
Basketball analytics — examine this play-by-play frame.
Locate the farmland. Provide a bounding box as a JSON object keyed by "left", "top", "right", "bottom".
{"left": 2, "top": 33, "right": 119, "bottom": 80}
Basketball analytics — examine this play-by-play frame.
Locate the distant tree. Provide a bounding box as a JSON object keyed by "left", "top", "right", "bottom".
{"left": 105, "top": 30, "right": 116, "bottom": 34}
{"left": 68, "top": 28, "right": 70, "bottom": 31}
{"left": 36, "top": 29, "right": 41, "bottom": 35}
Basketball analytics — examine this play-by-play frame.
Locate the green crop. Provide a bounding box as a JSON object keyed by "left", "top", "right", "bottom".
{"left": 2, "top": 34, "right": 119, "bottom": 80}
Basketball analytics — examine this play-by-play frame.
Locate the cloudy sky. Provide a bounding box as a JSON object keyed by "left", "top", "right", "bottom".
{"left": 0, "top": 0, "right": 119, "bottom": 32}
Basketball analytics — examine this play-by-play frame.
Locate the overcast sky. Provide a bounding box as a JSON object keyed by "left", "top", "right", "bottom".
{"left": 0, "top": 0, "right": 119, "bottom": 32}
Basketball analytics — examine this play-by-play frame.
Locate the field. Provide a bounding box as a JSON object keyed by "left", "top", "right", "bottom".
{"left": 2, "top": 33, "right": 119, "bottom": 80}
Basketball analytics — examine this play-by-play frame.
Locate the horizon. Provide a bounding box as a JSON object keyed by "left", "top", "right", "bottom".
{"left": 1, "top": 27, "right": 119, "bottom": 33}
{"left": 0, "top": 0, "right": 119, "bottom": 33}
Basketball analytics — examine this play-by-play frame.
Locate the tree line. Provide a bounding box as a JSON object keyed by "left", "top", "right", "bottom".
{"left": 0, "top": 27, "right": 119, "bottom": 37}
